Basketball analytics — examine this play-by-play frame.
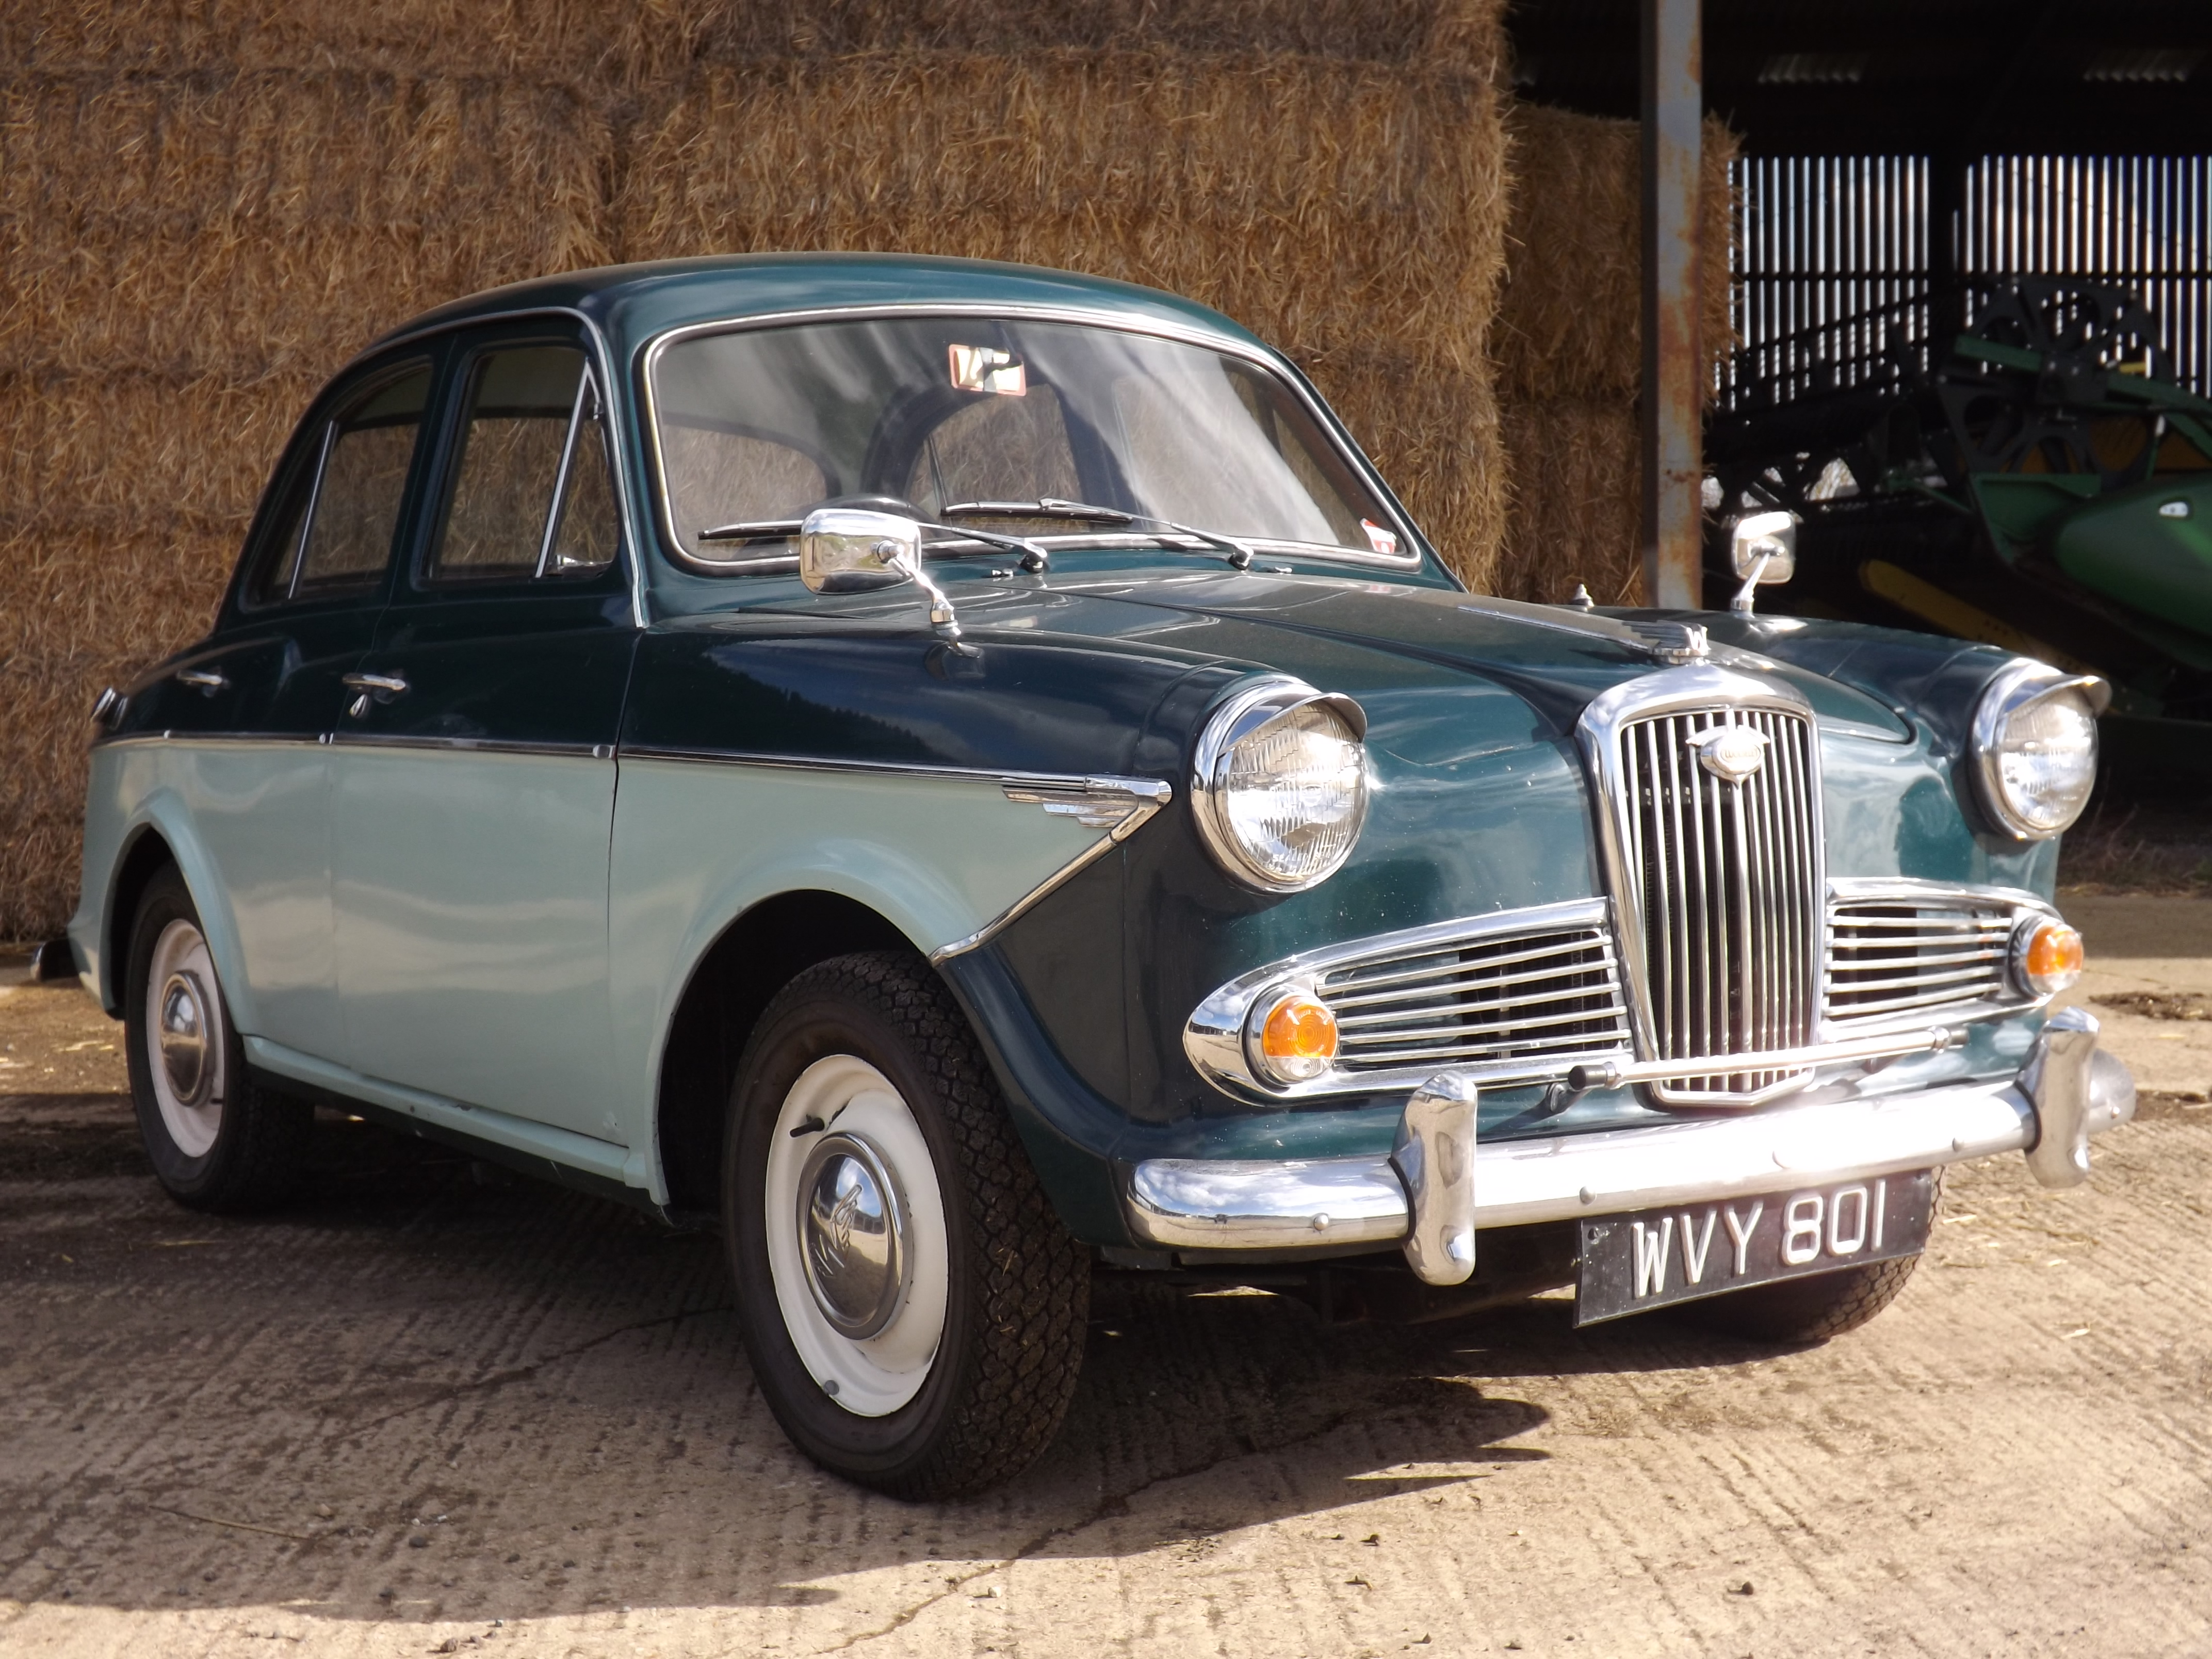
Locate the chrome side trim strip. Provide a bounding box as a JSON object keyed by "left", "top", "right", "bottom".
{"left": 1123, "top": 1046, "right": 2135, "bottom": 1251}
{"left": 91, "top": 731, "right": 329, "bottom": 752}
{"left": 331, "top": 734, "right": 613, "bottom": 759}
{"left": 92, "top": 731, "right": 619, "bottom": 759}
{"left": 929, "top": 780, "right": 1172, "bottom": 963}
{"left": 621, "top": 745, "right": 1170, "bottom": 800}
{"left": 620, "top": 746, "right": 1174, "bottom": 961}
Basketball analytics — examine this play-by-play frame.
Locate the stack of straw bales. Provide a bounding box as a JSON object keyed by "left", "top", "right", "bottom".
{"left": 0, "top": 1, "right": 1728, "bottom": 941}
{"left": 1492, "top": 102, "right": 1738, "bottom": 607}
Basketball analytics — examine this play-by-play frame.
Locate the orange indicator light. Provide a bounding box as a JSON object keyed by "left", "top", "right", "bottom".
{"left": 1259, "top": 993, "right": 1339, "bottom": 1082}
{"left": 2019, "top": 920, "right": 2084, "bottom": 996}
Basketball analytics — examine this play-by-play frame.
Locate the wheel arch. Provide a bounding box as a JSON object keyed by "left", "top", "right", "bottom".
{"left": 654, "top": 889, "right": 912, "bottom": 1215}
{"left": 102, "top": 825, "right": 183, "bottom": 1014}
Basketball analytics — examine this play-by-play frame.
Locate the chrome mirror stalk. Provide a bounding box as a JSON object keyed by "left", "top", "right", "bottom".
{"left": 1726, "top": 509, "right": 1797, "bottom": 616}
{"left": 1392, "top": 1071, "right": 1478, "bottom": 1286}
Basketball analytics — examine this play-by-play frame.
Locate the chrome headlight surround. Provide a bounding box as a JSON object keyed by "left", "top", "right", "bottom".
{"left": 1190, "top": 676, "right": 1370, "bottom": 893}
{"left": 1969, "top": 661, "right": 2110, "bottom": 841}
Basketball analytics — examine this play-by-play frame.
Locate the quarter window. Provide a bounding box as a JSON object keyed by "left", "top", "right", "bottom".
{"left": 430, "top": 344, "right": 619, "bottom": 583}
{"left": 256, "top": 363, "right": 433, "bottom": 603}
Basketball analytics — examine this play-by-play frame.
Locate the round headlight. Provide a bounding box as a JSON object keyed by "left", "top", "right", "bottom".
{"left": 1192, "top": 678, "right": 1370, "bottom": 891}
{"left": 1970, "top": 662, "right": 2108, "bottom": 840}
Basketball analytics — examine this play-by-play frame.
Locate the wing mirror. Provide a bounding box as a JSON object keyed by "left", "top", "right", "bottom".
{"left": 798, "top": 506, "right": 965, "bottom": 640}
{"left": 799, "top": 507, "right": 923, "bottom": 594}
{"left": 1727, "top": 510, "right": 1797, "bottom": 615}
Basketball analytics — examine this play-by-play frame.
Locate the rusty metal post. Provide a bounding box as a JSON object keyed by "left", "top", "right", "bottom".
{"left": 1639, "top": 0, "right": 1703, "bottom": 610}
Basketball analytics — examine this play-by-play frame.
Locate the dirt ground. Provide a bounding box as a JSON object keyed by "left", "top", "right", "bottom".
{"left": 2, "top": 898, "right": 2207, "bottom": 1659}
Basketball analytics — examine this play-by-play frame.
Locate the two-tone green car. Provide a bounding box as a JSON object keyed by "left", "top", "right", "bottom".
{"left": 72, "top": 255, "right": 2136, "bottom": 1497}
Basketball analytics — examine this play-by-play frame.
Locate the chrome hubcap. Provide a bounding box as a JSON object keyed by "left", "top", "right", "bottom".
{"left": 798, "top": 1133, "right": 906, "bottom": 1339}
{"left": 157, "top": 972, "right": 212, "bottom": 1105}
{"left": 144, "top": 918, "right": 225, "bottom": 1160}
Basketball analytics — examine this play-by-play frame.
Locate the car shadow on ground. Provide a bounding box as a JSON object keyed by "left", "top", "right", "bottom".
{"left": 0, "top": 1095, "right": 1811, "bottom": 1626}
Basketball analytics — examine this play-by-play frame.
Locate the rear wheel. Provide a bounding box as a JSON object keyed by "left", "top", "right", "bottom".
{"left": 122, "top": 868, "right": 308, "bottom": 1211}
{"left": 723, "top": 951, "right": 1088, "bottom": 1498}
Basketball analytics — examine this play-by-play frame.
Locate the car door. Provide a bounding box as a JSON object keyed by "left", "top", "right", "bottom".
{"left": 328, "top": 326, "right": 636, "bottom": 1140}
{"left": 154, "top": 354, "right": 435, "bottom": 1062}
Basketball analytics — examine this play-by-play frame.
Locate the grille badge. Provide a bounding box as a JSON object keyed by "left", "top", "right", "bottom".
{"left": 1689, "top": 723, "right": 1771, "bottom": 783}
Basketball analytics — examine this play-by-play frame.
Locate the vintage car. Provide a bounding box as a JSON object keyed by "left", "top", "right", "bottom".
{"left": 71, "top": 254, "right": 2135, "bottom": 1498}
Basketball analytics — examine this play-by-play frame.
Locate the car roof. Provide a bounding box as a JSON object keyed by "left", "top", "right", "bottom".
{"left": 368, "top": 252, "right": 1275, "bottom": 360}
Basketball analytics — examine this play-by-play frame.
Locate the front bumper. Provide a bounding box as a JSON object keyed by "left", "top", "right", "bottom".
{"left": 1123, "top": 1015, "right": 2136, "bottom": 1279}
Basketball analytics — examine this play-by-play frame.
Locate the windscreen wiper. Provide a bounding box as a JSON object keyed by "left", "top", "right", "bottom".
{"left": 698, "top": 518, "right": 802, "bottom": 542}
{"left": 939, "top": 498, "right": 1258, "bottom": 569}
{"left": 700, "top": 510, "right": 1053, "bottom": 573}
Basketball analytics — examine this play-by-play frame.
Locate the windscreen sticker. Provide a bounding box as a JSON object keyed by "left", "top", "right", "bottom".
{"left": 949, "top": 345, "right": 1027, "bottom": 397}
{"left": 1361, "top": 518, "right": 1399, "bottom": 556}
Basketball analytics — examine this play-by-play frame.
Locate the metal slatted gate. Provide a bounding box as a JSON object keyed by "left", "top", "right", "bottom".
{"left": 1725, "top": 153, "right": 2212, "bottom": 408}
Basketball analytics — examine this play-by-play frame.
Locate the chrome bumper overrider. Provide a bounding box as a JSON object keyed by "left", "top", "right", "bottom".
{"left": 1124, "top": 1013, "right": 2135, "bottom": 1284}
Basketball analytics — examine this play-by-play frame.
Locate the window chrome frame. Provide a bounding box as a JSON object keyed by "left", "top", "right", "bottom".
{"left": 636, "top": 302, "right": 1430, "bottom": 580}
{"left": 313, "top": 305, "right": 650, "bottom": 626}
{"left": 532, "top": 367, "right": 616, "bottom": 580}
{"left": 283, "top": 419, "right": 339, "bottom": 600}
{"left": 1573, "top": 663, "right": 1829, "bottom": 1076}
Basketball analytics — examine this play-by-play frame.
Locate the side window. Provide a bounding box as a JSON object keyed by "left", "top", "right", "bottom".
{"left": 429, "top": 344, "right": 620, "bottom": 583}
{"left": 254, "top": 363, "right": 433, "bottom": 604}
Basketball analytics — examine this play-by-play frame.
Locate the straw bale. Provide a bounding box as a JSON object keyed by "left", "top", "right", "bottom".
{"left": 1487, "top": 103, "right": 1738, "bottom": 606}
{"left": 1, "top": 2, "right": 1522, "bottom": 938}
{"left": 1492, "top": 103, "right": 1736, "bottom": 404}
{"left": 616, "top": 50, "right": 1510, "bottom": 583}
{"left": 642, "top": 0, "right": 1505, "bottom": 82}
{"left": 0, "top": 520, "right": 241, "bottom": 940}
{"left": 2, "top": 0, "right": 1499, "bottom": 83}
{"left": 0, "top": 72, "right": 612, "bottom": 377}
{"left": 1492, "top": 397, "right": 1642, "bottom": 608}
{"left": 0, "top": 371, "right": 314, "bottom": 520}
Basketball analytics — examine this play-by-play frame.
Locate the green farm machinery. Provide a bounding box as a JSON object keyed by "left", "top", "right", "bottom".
{"left": 1704, "top": 278, "right": 2212, "bottom": 784}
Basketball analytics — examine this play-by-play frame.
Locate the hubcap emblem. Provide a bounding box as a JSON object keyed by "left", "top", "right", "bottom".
{"left": 797, "top": 1133, "right": 906, "bottom": 1340}
{"left": 1690, "top": 723, "right": 1770, "bottom": 784}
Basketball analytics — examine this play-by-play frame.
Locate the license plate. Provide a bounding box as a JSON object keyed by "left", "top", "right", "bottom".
{"left": 1574, "top": 1169, "right": 1938, "bottom": 1326}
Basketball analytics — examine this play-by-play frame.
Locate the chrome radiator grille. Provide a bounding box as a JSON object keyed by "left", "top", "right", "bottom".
{"left": 1320, "top": 921, "right": 1631, "bottom": 1076}
{"left": 1615, "top": 707, "right": 1821, "bottom": 1098}
{"left": 1827, "top": 897, "right": 2014, "bottom": 1024}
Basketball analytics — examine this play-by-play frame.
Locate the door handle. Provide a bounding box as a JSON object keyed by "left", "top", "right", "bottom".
{"left": 342, "top": 672, "right": 409, "bottom": 695}
{"left": 341, "top": 671, "right": 409, "bottom": 719}
{"left": 176, "top": 668, "right": 229, "bottom": 694}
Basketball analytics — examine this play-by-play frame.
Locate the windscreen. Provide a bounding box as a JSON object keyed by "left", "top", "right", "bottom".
{"left": 648, "top": 316, "right": 1407, "bottom": 566}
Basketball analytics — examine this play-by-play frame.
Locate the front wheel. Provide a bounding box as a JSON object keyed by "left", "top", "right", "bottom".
{"left": 1678, "top": 1253, "right": 1922, "bottom": 1341}
{"left": 723, "top": 952, "right": 1089, "bottom": 1498}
